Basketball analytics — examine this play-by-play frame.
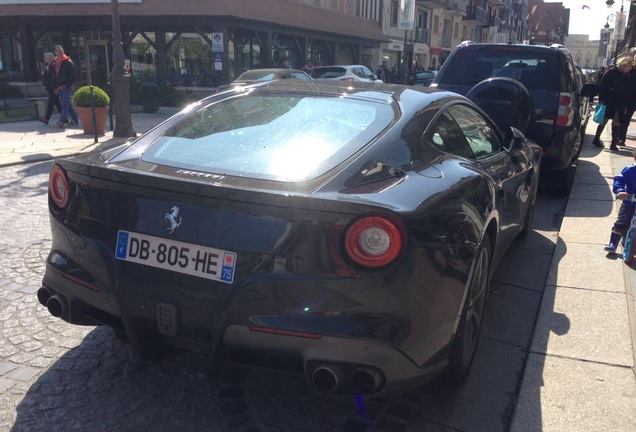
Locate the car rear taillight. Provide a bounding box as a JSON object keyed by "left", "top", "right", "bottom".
{"left": 49, "top": 164, "right": 69, "bottom": 209}
{"left": 344, "top": 215, "right": 406, "bottom": 268}
{"left": 556, "top": 93, "right": 574, "bottom": 126}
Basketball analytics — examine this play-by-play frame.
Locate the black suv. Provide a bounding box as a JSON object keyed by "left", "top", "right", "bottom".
{"left": 432, "top": 42, "right": 598, "bottom": 196}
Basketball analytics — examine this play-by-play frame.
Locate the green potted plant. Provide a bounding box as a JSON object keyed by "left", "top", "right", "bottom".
{"left": 72, "top": 85, "right": 111, "bottom": 134}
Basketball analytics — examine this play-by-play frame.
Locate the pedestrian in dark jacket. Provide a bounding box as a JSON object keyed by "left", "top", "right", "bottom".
{"left": 605, "top": 151, "right": 636, "bottom": 252}
{"left": 619, "top": 47, "right": 636, "bottom": 145}
{"left": 53, "top": 45, "right": 79, "bottom": 128}
{"left": 592, "top": 56, "right": 633, "bottom": 151}
{"left": 39, "top": 52, "right": 62, "bottom": 125}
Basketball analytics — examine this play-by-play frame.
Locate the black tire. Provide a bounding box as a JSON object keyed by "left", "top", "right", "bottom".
{"left": 113, "top": 328, "right": 131, "bottom": 345}
{"left": 447, "top": 235, "right": 491, "bottom": 383}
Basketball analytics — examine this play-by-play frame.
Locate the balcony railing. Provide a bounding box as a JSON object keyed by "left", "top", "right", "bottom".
{"left": 444, "top": 0, "right": 468, "bottom": 16}
{"left": 414, "top": 27, "right": 430, "bottom": 44}
{"left": 441, "top": 33, "right": 452, "bottom": 48}
{"left": 419, "top": 0, "right": 447, "bottom": 8}
{"left": 465, "top": 6, "right": 490, "bottom": 25}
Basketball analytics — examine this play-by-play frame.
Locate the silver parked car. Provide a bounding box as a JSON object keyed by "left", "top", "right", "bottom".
{"left": 216, "top": 68, "right": 311, "bottom": 92}
{"left": 311, "top": 65, "right": 382, "bottom": 83}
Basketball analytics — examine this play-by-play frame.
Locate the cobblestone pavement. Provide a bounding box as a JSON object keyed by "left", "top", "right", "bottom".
{"left": 0, "top": 161, "right": 564, "bottom": 432}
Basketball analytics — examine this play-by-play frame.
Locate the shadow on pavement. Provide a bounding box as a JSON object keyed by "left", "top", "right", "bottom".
{"left": 0, "top": 161, "right": 51, "bottom": 198}
{"left": 12, "top": 325, "right": 369, "bottom": 432}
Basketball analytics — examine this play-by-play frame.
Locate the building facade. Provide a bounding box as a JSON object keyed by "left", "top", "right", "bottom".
{"left": 0, "top": 0, "right": 388, "bottom": 89}
{"left": 3, "top": 0, "right": 623, "bottom": 91}
{"left": 564, "top": 34, "right": 604, "bottom": 70}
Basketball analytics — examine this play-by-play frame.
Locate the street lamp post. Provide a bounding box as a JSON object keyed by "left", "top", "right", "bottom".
{"left": 110, "top": 0, "right": 136, "bottom": 138}
{"left": 606, "top": 0, "right": 627, "bottom": 63}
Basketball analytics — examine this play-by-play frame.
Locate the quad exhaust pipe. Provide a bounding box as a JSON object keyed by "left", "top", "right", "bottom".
{"left": 351, "top": 367, "right": 384, "bottom": 394}
{"left": 37, "top": 286, "right": 52, "bottom": 307}
{"left": 311, "top": 365, "right": 343, "bottom": 393}
{"left": 309, "top": 363, "right": 384, "bottom": 394}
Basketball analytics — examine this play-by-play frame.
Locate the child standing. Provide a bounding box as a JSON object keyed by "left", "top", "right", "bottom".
{"left": 605, "top": 150, "right": 636, "bottom": 252}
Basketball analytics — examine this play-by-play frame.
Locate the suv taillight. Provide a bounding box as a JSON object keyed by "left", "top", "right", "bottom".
{"left": 556, "top": 93, "right": 574, "bottom": 127}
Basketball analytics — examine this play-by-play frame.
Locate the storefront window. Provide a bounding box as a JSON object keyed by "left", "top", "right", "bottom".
{"left": 272, "top": 34, "right": 300, "bottom": 69}
{"left": 231, "top": 31, "right": 262, "bottom": 80}
{"left": 166, "top": 32, "right": 214, "bottom": 87}
{"left": 307, "top": 39, "right": 332, "bottom": 67}
{"left": 0, "top": 34, "right": 22, "bottom": 81}
{"left": 131, "top": 34, "right": 157, "bottom": 82}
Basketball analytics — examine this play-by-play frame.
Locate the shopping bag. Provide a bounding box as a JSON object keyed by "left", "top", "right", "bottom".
{"left": 593, "top": 103, "right": 606, "bottom": 124}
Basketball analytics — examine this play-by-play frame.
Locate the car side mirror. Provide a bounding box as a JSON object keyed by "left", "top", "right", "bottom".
{"left": 504, "top": 127, "right": 526, "bottom": 151}
{"left": 581, "top": 83, "right": 599, "bottom": 98}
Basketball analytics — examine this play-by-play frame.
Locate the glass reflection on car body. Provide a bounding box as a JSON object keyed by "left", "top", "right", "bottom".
{"left": 142, "top": 94, "right": 392, "bottom": 182}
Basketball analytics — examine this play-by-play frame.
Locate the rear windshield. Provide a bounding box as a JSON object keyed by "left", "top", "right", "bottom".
{"left": 142, "top": 93, "right": 392, "bottom": 182}
{"left": 438, "top": 47, "right": 563, "bottom": 91}
{"left": 236, "top": 70, "right": 279, "bottom": 81}
{"left": 311, "top": 67, "right": 346, "bottom": 79}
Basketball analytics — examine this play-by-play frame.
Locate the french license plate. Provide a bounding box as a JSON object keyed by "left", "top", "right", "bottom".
{"left": 115, "top": 230, "right": 236, "bottom": 283}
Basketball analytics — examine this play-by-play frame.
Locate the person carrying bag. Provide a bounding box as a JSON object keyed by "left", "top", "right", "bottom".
{"left": 591, "top": 56, "right": 633, "bottom": 150}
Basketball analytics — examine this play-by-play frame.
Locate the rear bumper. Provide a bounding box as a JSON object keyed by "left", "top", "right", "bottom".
{"left": 40, "top": 219, "right": 471, "bottom": 395}
{"left": 222, "top": 324, "right": 447, "bottom": 395}
{"left": 39, "top": 266, "right": 448, "bottom": 395}
{"left": 533, "top": 125, "right": 580, "bottom": 172}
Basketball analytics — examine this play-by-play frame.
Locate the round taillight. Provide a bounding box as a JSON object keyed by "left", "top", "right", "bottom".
{"left": 49, "top": 165, "right": 69, "bottom": 208}
{"left": 344, "top": 215, "right": 406, "bottom": 268}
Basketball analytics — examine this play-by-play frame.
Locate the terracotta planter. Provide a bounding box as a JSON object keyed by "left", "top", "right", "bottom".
{"left": 76, "top": 106, "right": 109, "bottom": 134}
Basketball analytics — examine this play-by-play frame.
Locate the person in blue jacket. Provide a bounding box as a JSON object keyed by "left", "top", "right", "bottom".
{"left": 605, "top": 151, "right": 636, "bottom": 252}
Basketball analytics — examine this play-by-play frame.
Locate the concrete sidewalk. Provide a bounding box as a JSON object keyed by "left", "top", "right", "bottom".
{"left": 0, "top": 110, "right": 635, "bottom": 431}
{"left": 0, "top": 107, "right": 179, "bottom": 167}
{"left": 509, "top": 120, "right": 636, "bottom": 431}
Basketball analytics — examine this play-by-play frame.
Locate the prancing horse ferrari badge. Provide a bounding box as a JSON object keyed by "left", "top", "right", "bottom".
{"left": 165, "top": 206, "right": 182, "bottom": 234}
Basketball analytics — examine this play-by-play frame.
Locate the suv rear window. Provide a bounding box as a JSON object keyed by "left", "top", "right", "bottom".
{"left": 437, "top": 47, "right": 564, "bottom": 91}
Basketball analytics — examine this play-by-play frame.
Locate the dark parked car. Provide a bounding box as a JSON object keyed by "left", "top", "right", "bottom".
{"left": 215, "top": 68, "right": 311, "bottom": 92}
{"left": 407, "top": 70, "right": 436, "bottom": 87}
{"left": 40, "top": 81, "right": 541, "bottom": 396}
{"left": 432, "top": 42, "right": 598, "bottom": 196}
{"left": 311, "top": 65, "right": 382, "bottom": 83}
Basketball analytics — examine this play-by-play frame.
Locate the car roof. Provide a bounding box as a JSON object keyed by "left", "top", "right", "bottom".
{"left": 236, "top": 68, "right": 306, "bottom": 79}
{"left": 313, "top": 65, "right": 369, "bottom": 69}
{"left": 454, "top": 42, "right": 568, "bottom": 57}
{"left": 212, "top": 79, "right": 454, "bottom": 103}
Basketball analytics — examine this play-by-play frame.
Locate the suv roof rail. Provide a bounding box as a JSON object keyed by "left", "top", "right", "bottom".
{"left": 458, "top": 40, "right": 475, "bottom": 47}
{"left": 550, "top": 43, "right": 570, "bottom": 53}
